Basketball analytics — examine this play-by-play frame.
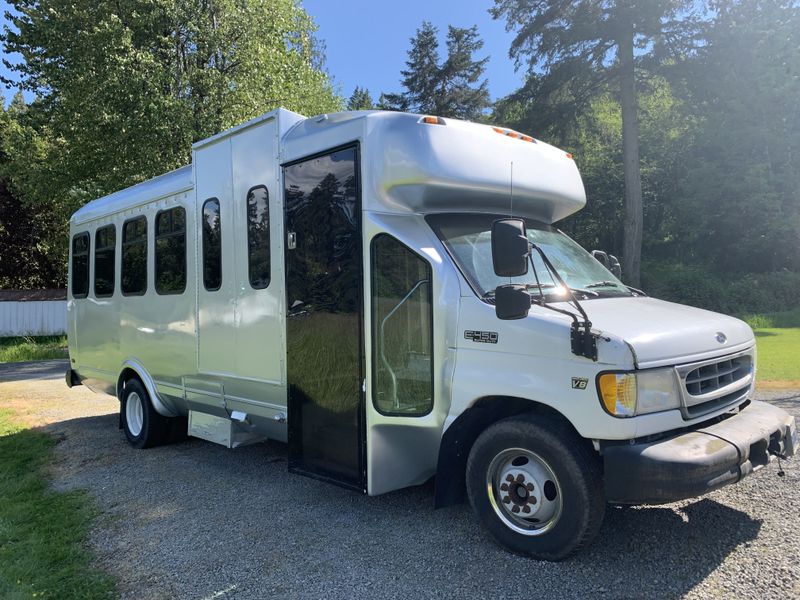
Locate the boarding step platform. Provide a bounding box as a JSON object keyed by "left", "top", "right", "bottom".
{"left": 188, "top": 410, "right": 266, "bottom": 448}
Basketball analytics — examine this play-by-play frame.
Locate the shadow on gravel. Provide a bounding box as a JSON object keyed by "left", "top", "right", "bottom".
{"left": 42, "top": 410, "right": 769, "bottom": 600}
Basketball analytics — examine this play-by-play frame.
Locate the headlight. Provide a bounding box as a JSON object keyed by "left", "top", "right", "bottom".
{"left": 598, "top": 369, "right": 681, "bottom": 418}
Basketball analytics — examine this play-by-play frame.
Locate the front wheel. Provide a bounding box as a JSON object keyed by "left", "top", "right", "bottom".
{"left": 121, "top": 378, "right": 170, "bottom": 449}
{"left": 466, "top": 414, "right": 605, "bottom": 560}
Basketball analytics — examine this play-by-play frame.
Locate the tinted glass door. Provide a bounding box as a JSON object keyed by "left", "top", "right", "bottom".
{"left": 284, "top": 145, "right": 364, "bottom": 490}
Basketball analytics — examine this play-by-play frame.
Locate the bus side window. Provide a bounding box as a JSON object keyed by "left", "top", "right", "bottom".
{"left": 94, "top": 224, "right": 116, "bottom": 297}
{"left": 202, "top": 198, "right": 222, "bottom": 291}
{"left": 155, "top": 207, "right": 187, "bottom": 295}
{"left": 246, "top": 185, "right": 270, "bottom": 289}
{"left": 122, "top": 216, "right": 148, "bottom": 296}
{"left": 71, "top": 232, "right": 90, "bottom": 299}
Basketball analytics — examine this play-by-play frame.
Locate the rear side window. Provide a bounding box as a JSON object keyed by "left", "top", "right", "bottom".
{"left": 122, "top": 216, "right": 147, "bottom": 295}
{"left": 202, "top": 198, "right": 222, "bottom": 291}
{"left": 155, "top": 207, "right": 187, "bottom": 294}
{"left": 71, "top": 233, "right": 90, "bottom": 298}
{"left": 246, "top": 185, "right": 270, "bottom": 289}
{"left": 94, "top": 225, "right": 116, "bottom": 297}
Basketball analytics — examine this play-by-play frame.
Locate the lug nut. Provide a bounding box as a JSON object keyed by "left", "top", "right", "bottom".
{"left": 515, "top": 474, "right": 525, "bottom": 483}
{"left": 522, "top": 505, "right": 531, "bottom": 514}
{"left": 500, "top": 483, "right": 509, "bottom": 491}
{"left": 506, "top": 474, "right": 514, "bottom": 482}
{"left": 529, "top": 497, "right": 537, "bottom": 505}
{"left": 512, "top": 505, "right": 520, "bottom": 513}
{"left": 502, "top": 496, "right": 511, "bottom": 504}
{"left": 526, "top": 483, "right": 534, "bottom": 491}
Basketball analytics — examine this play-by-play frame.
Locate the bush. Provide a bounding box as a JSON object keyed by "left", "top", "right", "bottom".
{"left": 640, "top": 262, "right": 800, "bottom": 316}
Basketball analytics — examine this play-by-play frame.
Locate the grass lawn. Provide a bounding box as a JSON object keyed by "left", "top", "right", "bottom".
{"left": 754, "top": 328, "right": 800, "bottom": 386}
{"left": 0, "top": 336, "right": 68, "bottom": 363}
{"left": 0, "top": 409, "right": 115, "bottom": 599}
{"left": 744, "top": 308, "right": 800, "bottom": 387}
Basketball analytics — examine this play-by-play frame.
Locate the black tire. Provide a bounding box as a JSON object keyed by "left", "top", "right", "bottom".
{"left": 120, "top": 378, "right": 170, "bottom": 449}
{"left": 466, "top": 414, "right": 605, "bottom": 561}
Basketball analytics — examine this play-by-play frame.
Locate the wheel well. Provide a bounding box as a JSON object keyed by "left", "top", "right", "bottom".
{"left": 434, "top": 396, "right": 580, "bottom": 509}
{"left": 116, "top": 368, "right": 142, "bottom": 401}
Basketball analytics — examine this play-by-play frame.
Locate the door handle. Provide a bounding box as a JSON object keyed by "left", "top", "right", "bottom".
{"left": 287, "top": 231, "right": 297, "bottom": 250}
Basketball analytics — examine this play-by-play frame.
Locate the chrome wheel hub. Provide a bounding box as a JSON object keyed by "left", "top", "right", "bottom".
{"left": 126, "top": 391, "right": 144, "bottom": 437}
{"left": 486, "top": 448, "right": 562, "bottom": 536}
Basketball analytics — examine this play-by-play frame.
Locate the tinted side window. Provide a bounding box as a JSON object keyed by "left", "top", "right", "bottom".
{"left": 155, "top": 207, "right": 186, "bottom": 294}
{"left": 122, "top": 216, "right": 147, "bottom": 295}
{"left": 246, "top": 185, "right": 270, "bottom": 289}
{"left": 94, "top": 225, "right": 116, "bottom": 297}
{"left": 71, "top": 233, "right": 90, "bottom": 298}
{"left": 371, "top": 234, "right": 433, "bottom": 416}
{"left": 202, "top": 198, "right": 222, "bottom": 291}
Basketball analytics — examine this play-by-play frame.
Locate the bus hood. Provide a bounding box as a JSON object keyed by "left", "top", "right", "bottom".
{"left": 579, "top": 297, "right": 755, "bottom": 369}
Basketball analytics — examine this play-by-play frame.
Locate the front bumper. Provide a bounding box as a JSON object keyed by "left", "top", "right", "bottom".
{"left": 604, "top": 401, "right": 796, "bottom": 504}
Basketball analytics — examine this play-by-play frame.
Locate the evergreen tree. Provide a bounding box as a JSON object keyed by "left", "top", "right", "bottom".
{"left": 491, "top": 0, "right": 707, "bottom": 286}
{"left": 347, "top": 87, "right": 374, "bottom": 111}
{"left": 383, "top": 21, "right": 490, "bottom": 119}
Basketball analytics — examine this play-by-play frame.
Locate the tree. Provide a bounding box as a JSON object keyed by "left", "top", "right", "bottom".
{"left": 671, "top": 0, "right": 800, "bottom": 274}
{"left": 382, "top": 21, "right": 490, "bottom": 120}
{"left": 491, "top": 0, "right": 707, "bottom": 286}
{"left": 347, "top": 87, "right": 374, "bottom": 111}
{"left": 1, "top": 0, "right": 342, "bottom": 282}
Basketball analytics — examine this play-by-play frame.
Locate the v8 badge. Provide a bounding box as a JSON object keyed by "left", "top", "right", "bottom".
{"left": 571, "top": 377, "right": 589, "bottom": 390}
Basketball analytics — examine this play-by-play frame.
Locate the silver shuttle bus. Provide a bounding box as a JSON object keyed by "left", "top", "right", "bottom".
{"left": 68, "top": 109, "right": 795, "bottom": 559}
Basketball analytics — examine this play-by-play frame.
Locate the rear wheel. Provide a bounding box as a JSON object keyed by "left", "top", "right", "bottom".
{"left": 466, "top": 414, "right": 605, "bottom": 560}
{"left": 121, "top": 378, "right": 170, "bottom": 449}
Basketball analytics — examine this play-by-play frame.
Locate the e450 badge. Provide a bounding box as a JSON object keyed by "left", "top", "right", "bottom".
{"left": 464, "top": 330, "right": 498, "bottom": 344}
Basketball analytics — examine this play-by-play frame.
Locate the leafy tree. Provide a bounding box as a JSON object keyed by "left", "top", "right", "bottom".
{"left": 347, "top": 87, "right": 374, "bottom": 110}
{"left": 1, "top": 0, "right": 342, "bottom": 283}
{"left": 670, "top": 0, "right": 800, "bottom": 274}
{"left": 382, "top": 21, "right": 490, "bottom": 119}
{"left": 491, "top": 0, "right": 708, "bottom": 286}
{"left": 0, "top": 95, "right": 63, "bottom": 287}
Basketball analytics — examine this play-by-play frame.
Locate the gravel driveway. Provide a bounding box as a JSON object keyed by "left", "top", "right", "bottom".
{"left": 2, "top": 360, "right": 799, "bottom": 599}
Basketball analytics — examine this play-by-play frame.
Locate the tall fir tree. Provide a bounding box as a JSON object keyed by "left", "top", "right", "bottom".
{"left": 347, "top": 87, "right": 374, "bottom": 110}
{"left": 491, "top": 0, "right": 707, "bottom": 286}
{"left": 382, "top": 21, "right": 490, "bottom": 119}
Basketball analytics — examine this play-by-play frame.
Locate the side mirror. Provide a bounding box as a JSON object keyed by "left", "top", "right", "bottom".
{"left": 492, "top": 219, "right": 529, "bottom": 277}
{"left": 591, "top": 250, "right": 609, "bottom": 269}
{"left": 495, "top": 284, "right": 531, "bottom": 320}
{"left": 608, "top": 254, "right": 622, "bottom": 279}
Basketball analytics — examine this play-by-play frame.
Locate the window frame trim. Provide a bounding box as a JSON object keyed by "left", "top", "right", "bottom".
{"left": 121, "top": 215, "right": 148, "bottom": 297}
{"left": 93, "top": 224, "right": 116, "bottom": 298}
{"left": 154, "top": 206, "right": 187, "bottom": 296}
{"left": 71, "top": 231, "right": 91, "bottom": 299}
{"left": 201, "top": 197, "right": 222, "bottom": 292}
{"left": 245, "top": 184, "right": 271, "bottom": 290}
{"left": 369, "top": 232, "right": 435, "bottom": 418}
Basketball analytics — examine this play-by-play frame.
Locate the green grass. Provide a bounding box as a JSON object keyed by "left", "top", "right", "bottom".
{"left": 0, "top": 336, "right": 68, "bottom": 363}
{"left": 740, "top": 309, "right": 800, "bottom": 384}
{"left": 754, "top": 328, "right": 800, "bottom": 384}
{"left": 0, "top": 409, "right": 115, "bottom": 599}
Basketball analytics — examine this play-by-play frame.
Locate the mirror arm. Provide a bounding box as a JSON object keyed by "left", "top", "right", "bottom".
{"left": 528, "top": 243, "right": 598, "bottom": 362}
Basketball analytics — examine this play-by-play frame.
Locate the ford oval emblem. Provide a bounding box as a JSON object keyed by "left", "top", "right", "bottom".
{"left": 716, "top": 332, "right": 727, "bottom": 344}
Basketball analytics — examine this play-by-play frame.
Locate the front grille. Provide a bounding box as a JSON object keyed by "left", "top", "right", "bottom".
{"left": 685, "top": 356, "right": 751, "bottom": 396}
{"left": 678, "top": 351, "right": 753, "bottom": 419}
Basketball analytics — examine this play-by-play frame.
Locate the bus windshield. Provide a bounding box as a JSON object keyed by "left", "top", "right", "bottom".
{"left": 426, "top": 213, "right": 633, "bottom": 300}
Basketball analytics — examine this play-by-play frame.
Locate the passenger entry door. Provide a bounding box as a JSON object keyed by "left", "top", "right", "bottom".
{"left": 283, "top": 145, "right": 365, "bottom": 490}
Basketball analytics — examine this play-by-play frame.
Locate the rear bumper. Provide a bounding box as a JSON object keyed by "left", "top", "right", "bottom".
{"left": 604, "top": 401, "right": 796, "bottom": 504}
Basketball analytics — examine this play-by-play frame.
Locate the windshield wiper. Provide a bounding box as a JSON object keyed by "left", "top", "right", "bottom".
{"left": 585, "top": 280, "right": 621, "bottom": 289}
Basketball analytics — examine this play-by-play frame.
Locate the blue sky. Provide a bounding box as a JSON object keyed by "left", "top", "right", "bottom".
{"left": 1, "top": 0, "right": 523, "bottom": 105}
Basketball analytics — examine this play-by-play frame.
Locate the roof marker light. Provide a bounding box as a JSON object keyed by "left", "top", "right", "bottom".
{"left": 420, "top": 116, "right": 445, "bottom": 125}
{"left": 491, "top": 125, "right": 536, "bottom": 143}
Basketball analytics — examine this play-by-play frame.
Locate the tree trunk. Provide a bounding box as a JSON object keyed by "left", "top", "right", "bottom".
{"left": 618, "top": 25, "right": 643, "bottom": 287}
